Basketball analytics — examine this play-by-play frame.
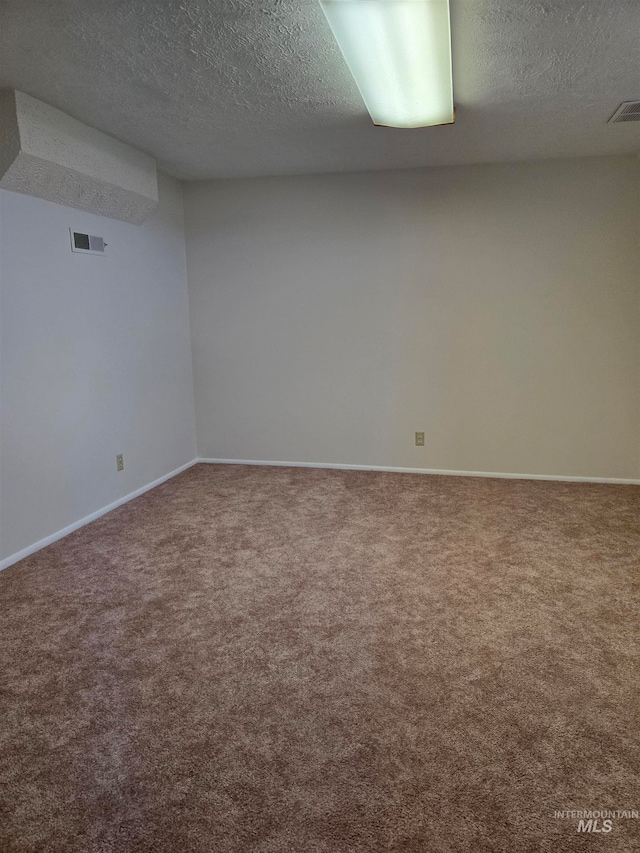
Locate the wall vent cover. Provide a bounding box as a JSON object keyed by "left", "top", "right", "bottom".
{"left": 608, "top": 101, "right": 640, "bottom": 123}
{"left": 70, "top": 230, "right": 107, "bottom": 255}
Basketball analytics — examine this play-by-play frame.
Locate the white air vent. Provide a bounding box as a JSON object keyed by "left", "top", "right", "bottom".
{"left": 70, "top": 229, "right": 107, "bottom": 255}
{"left": 608, "top": 101, "right": 640, "bottom": 123}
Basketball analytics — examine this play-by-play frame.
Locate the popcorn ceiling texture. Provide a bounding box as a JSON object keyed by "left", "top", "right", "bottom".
{"left": 0, "top": 91, "right": 21, "bottom": 181}
{"left": 0, "top": 90, "right": 158, "bottom": 224}
{"left": 0, "top": 0, "right": 638, "bottom": 179}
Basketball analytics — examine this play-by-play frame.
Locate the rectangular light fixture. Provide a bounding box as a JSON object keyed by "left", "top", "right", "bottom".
{"left": 319, "top": 0, "right": 454, "bottom": 128}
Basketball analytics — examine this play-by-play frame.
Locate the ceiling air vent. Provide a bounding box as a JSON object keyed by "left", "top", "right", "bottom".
{"left": 70, "top": 229, "right": 107, "bottom": 255}
{"left": 608, "top": 101, "right": 640, "bottom": 123}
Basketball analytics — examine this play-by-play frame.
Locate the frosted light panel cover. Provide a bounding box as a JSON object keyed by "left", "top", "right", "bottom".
{"left": 320, "top": 0, "right": 454, "bottom": 128}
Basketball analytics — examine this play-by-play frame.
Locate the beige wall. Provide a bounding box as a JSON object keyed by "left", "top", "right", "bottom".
{"left": 1, "top": 173, "right": 197, "bottom": 562}
{"left": 184, "top": 156, "right": 640, "bottom": 479}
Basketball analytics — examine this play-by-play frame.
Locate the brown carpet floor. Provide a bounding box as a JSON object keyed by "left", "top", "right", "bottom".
{"left": 1, "top": 464, "right": 638, "bottom": 852}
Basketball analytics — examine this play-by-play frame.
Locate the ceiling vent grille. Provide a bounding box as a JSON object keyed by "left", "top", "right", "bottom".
{"left": 608, "top": 101, "right": 640, "bottom": 123}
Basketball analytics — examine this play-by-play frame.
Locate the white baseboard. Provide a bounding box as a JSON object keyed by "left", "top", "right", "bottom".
{"left": 3, "top": 456, "right": 637, "bottom": 573}
{"left": 0, "top": 459, "right": 199, "bottom": 573}
{"left": 197, "top": 458, "right": 640, "bottom": 485}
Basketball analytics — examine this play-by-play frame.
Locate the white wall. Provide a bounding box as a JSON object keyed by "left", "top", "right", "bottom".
{"left": 184, "top": 156, "right": 640, "bottom": 479}
{"left": 2, "top": 156, "right": 637, "bottom": 566}
{"left": 0, "top": 173, "right": 197, "bottom": 562}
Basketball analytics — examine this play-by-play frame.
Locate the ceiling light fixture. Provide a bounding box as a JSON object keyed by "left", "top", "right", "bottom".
{"left": 319, "top": 0, "right": 454, "bottom": 128}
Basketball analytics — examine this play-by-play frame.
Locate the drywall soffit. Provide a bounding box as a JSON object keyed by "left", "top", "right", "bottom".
{"left": 0, "top": 89, "right": 158, "bottom": 224}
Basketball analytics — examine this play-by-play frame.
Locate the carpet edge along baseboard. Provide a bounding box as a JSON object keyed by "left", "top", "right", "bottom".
{"left": 2, "top": 457, "right": 638, "bottom": 572}
{"left": 0, "top": 459, "right": 199, "bottom": 572}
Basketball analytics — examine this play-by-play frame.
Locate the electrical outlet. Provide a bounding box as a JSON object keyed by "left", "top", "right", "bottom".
{"left": 415, "top": 432, "right": 425, "bottom": 447}
{"left": 116, "top": 454, "right": 124, "bottom": 472}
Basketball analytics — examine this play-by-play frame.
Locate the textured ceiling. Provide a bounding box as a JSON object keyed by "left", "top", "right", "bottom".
{"left": 1, "top": 0, "right": 638, "bottom": 180}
